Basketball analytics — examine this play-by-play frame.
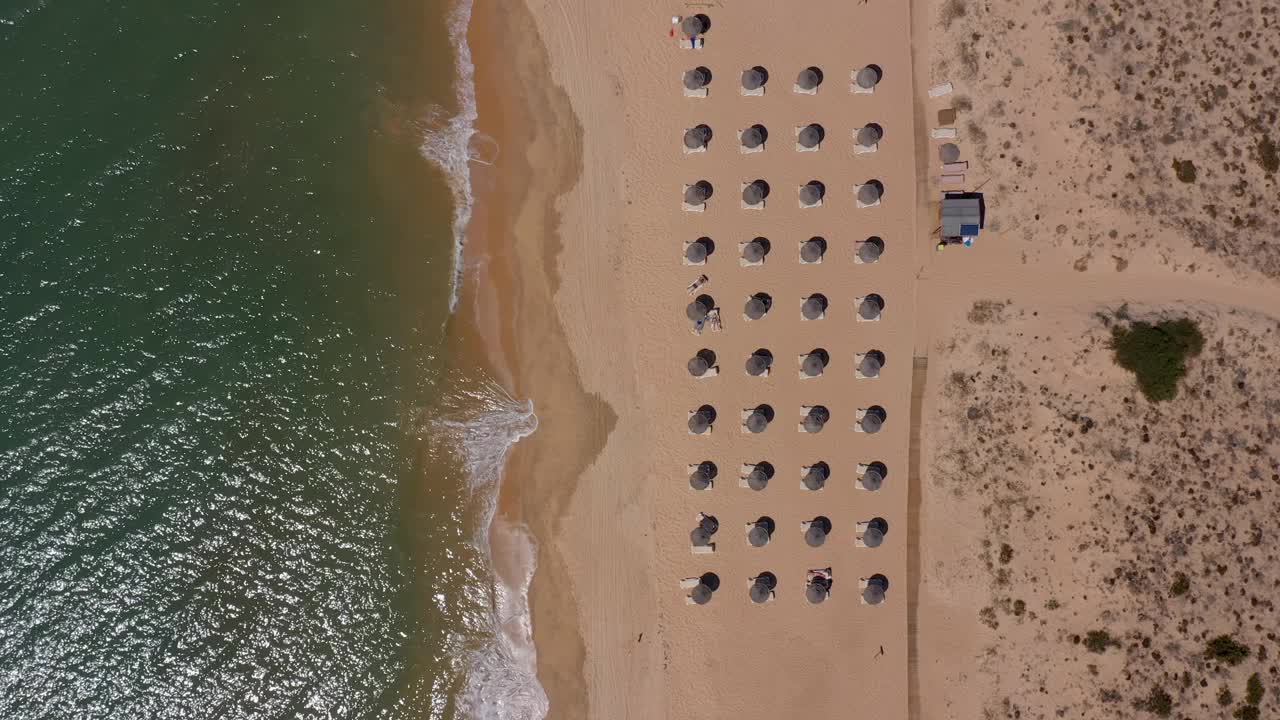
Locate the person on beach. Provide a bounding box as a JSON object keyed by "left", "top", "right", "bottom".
{"left": 686, "top": 274, "right": 709, "bottom": 295}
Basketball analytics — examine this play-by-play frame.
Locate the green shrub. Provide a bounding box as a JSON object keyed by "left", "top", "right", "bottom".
{"left": 1136, "top": 685, "right": 1173, "bottom": 717}
{"left": 1259, "top": 135, "right": 1279, "bottom": 174}
{"left": 1235, "top": 706, "right": 1260, "bottom": 720}
{"left": 1205, "top": 635, "right": 1251, "bottom": 665}
{"left": 1170, "top": 572, "right": 1190, "bottom": 597}
{"left": 1111, "top": 318, "right": 1205, "bottom": 401}
{"left": 1246, "top": 673, "right": 1264, "bottom": 705}
{"left": 1085, "top": 630, "right": 1120, "bottom": 653}
{"left": 1220, "top": 687, "right": 1235, "bottom": 706}
{"left": 999, "top": 543, "right": 1014, "bottom": 564}
{"left": 1173, "top": 158, "right": 1197, "bottom": 183}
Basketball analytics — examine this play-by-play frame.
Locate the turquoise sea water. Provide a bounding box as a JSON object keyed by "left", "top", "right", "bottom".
{"left": 0, "top": 2, "right": 541, "bottom": 718}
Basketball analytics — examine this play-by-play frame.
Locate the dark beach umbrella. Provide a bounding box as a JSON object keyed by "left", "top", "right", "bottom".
{"left": 856, "top": 66, "right": 882, "bottom": 90}
{"left": 745, "top": 350, "right": 773, "bottom": 376}
{"left": 688, "top": 411, "right": 711, "bottom": 435}
{"left": 685, "top": 238, "right": 709, "bottom": 263}
{"left": 690, "top": 583, "right": 714, "bottom": 605}
{"left": 746, "top": 466, "right": 769, "bottom": 490}
{"left": 857, "top": 124, "right": 884, "bottom": 147}
{"left": 683, "top": 67, "right": 710, "bottom": 91}
{"left": 800, "top": 238, "right": 825, "bottom": 263}
{"left": 742, "top": 240, "right": 766, "bottom": 263}
{"left": 741, "top": 125, "right": 765, "bottom": 149}
{"left": 680, "top": 15, "right": 707, "bottom": 36}
{"left": 939, "top": 142, "right": 961, "bottom": 163}
{"left": 802, "top": 295, "right": 826, "bottom": 320}
{"left": 690, "top": 527, "right": 713, "bottom": 546}
{"left": 684, "top": 125, "right": 712, "bottom": 150}
{"left": 802, "top": 464, "right": 828, "bottom": 491}
{"left": 859, "top": 352, "right": 883, "bottom": 378}
{"left": 796, "top": 67, "right": 821, "bottom": 90}
{"left": 806, "top": 580, "right": 829, "bottom": 604}
{"left": 745, "top": 409, "right": 770, "bottom": 433}
{"left": 685, "top": 182, "right": 712, "bottom": 205}
{"left": 688, "top": 355, "right": 710, "bottom": 377}
{"left": 744, "top": 295, "right": 770, "bottom": 319}
{"left": 699, "top": 515, "right": 719, "bottom": 534}
{"left": 801, "top": 352, "right": 826, "bottom": 377}
{"left": 742, "top": 180, "right": 767, "bottom": 205}
{"left": 804, "top": 406, "right": 830, "bottom": 433}
{"left": 860, "top": 412, "right": 883, "bottom": 434}
{"left": 858, "top": 238, "right": 884, "bottom": 263}
{"left": 857, "top": 182, "right": 882, "bottom": 205}
{"left": 797, "top": 124, "right": 823, "bottom": 149}
{"left": 863, "top": 583, "right": 885, "bottom": 605}
{"left": 750, "top": 580, "right": 773, "bottom": 604}
{"left": 748, "top": 524, "right": 772, "bottom": 547}
{"left": 686, "top": 296, "right": 711, "bottom": 321}
{"left": 742, "top": 68, "right": 766, "bottom": 90}
{"left": 689, "top": 466, "right": 713, "bottom": 490}
{"left": 798, "top": 182, "right": 824, "bottom": 206}
{"left": 862, "top": 525, "right": 885, "bottom": 548}
{"left": 861, "top": 465, "right": 885, "bottom": 491}
{"left": 700, "top": 572, "right": 722, "bottom": 591}
{"left": 858, "top": 294, "right": 884, "bottom": 320}
{"left": 805, "top": 524, "right": 828, "bottom": 547}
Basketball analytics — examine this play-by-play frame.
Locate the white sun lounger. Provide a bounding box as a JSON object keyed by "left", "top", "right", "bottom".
{"left": 943, "top": 161, "right": 969, "bottom": 172}
{"left": 940, "top": 174, "right": 965, "bottom": 186}
{"left": 928, "top": 82, "right": 954, "bottom": 98}
{"left": 931, "top": 127, "right": 958, "bottom": 139}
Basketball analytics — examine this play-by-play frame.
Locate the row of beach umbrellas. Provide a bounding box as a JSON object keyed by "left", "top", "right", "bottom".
{"left": 683, "top": 180, "right": 884, "bottom": 206}
{"left": 686, "top": 404, "right": 888, "bottom": 434}
{"left": 683, "top": 123, "right": 883, "bottom": 150}
{"left": 692, "top": 516, "right": 889, "bottom": 547}
{"left": 684, "top": 236, "right": 884, "bottom": 264}
{"left": 686, "top": 293, "right": 884, "bottom": 322}
{"left": 688, "top": 572, "right": 891, "bottom": 605}
{"left": 687, "top": 349, "right": 885, "bottom": 378}
{"left": 682, "top": 65, "right": 883, "bottom": 92}
{"left": 688, "top": 460, "right": 888, "bottom": 492}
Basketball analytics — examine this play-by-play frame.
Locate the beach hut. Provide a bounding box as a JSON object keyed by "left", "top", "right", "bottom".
{"left": 800, "top": 236, "right": 826, "bottom": 264}
{"left": 801, "top": 349, "right": 828, "bottom": 378}
{"left": 683, "top": 180, "right": 713, "bottom": 211}
{"left": 802, "top": 461, "right": 830, "bottom": 491}
{"left": 741, "top": 237, "right": 769, "bottom": 265}
{"left": 749, "top": 572, "right": 778, "bottom": 604}
{"left": 688, "top": 461, "right": 717, "bottom": 490}
{"left": 794, "top": 66, "right": 822, "bottom": 94}
{"left": 856, "top": 180, "right": 884, "bottom": 208}
{"left": 683, "top": 124, "right": 712, "bottom": 152}
{"left": 801, "top": 293, "right": 828, "bottom": 320}
{"left": 741, "top": 66, "right": 768, "bottom": 95}
{"left": 680, "top": 14, "right": 708, "bottom": 37}
{"left": 852, "top": 65, "right": 883, "bottom": 93}
{"left": 858, "top": 293, "right": 885, "bottom": 321}
{"left": 939, "top": 142, "right": 961, "bottom": 164}
{"left": 688, "top": 405, "right": 716, "bottom": 435}
{"left": 686, "top": 294, "right": 715, "bottom": 322}
{"left": 687, "top": 349, "right": 717, "bottom": 378}
{"left": 741, "top": 179, "right": 769, "bottom": 208}
{"left": 744, "top": 462, "right": 772, "bottom": 491}
{"left": 744, "top": 404, "right": 773, "bottom": 433}
{"left": 798, "top": 181, "right": 825, "bottom": 208}
{"left": 748, "top": 517, "right": 775, "bottom": 547}
{"left": 857, "top": 350, "right": 885, "bottom": 379}
{"left": 859, "top": 462, "right": 887, "bottom": 491}
{"left": 744, "top": 292, "right": 772, "bottom": 320}
{"left": 856, "top": 236, "right": 885, "bottom": 264}
{"left": 802, "top": 405, "right": 830, "bottom": 433}
{"left": 745, "top": 349, "right": 773, "bottom": 377}
{"left": 855, "top": 123, "right": 884, "bottom": 154}
{"left": 804, "top": 516, "right": 832, "bottom": 547}
{"left": 859, "top": 405, "right": 887, "bottom": 434}
{"left": 796, "top": 123, "right": 824, "bottom": 151}
{"left": 806, "top": 575, "right": 831, "bottom": 604}
{"left": 941, "top": 193, "right": 983, "bottom": 243}
{"left": 862, "top": 574, "right": 889, "bottom": 605}
{"left": 740, "top": 124, "right": 767, "bottom": 152}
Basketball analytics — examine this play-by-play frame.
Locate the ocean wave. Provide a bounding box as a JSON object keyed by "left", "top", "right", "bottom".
{"left": 432, "top": 380, "right": 547, "bottom": 720}
{"left": 419, "top": 0, "right": 479, "bottom": 314}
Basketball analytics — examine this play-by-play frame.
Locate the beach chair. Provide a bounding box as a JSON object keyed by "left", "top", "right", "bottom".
{"left": 940, "top": 174, "right": 965, "bottom": 186}
{"left": 930, "top": 128, "right": 958, "bottom": 139}
{"left": 942, "top": 161, "right": 969, "bottom": 172}
{"left": 679, "top": 577, "right": 701, "bottom": 589}
{"left": 928, "top": 81, "right": 954, "bottom": 98}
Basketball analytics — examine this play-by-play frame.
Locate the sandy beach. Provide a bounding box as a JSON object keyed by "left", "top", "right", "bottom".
{"left": 458, "top": 0, "right": 1280, "bottom": 716}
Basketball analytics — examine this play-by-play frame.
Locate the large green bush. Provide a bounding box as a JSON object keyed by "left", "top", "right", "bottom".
{"left": 1205, "top": 635, "right": 1251, "bottom": 665}
{"left": 1111, "top": 318, "right": 1205, "bottom": 401}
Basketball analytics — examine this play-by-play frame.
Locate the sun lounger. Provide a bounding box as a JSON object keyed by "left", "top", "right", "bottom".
{"left": 940, "top": 173, "right": 965, "bottom": 186}
{"left": 793, "top": 83, "right": 817, "bottom": 95}
{"left": 854, "top": 142, "right": 878, "bottom": 155}
{"left": 741, "top": 84, "right": 764, "bottom": 97}
{"left": 799, "top": 195, "right": 822, "bottom": 209}
{"left": 683, "top": 142, "right": 707, "bottom": 155}
{"left": 683, "top": 86, "right": 708, "bottom": 98}
{"left": 679, "top": 577, "right": 701, "bottom": 589}
{"left": 928, "top": 82, "right": 954, "bottom": 98}
{"left": 691, "top": 543, "right": 715, "bottom": 554}
{"left": 931, "top": 127, "right": 958, "bottom": 139}
{"left": 705, "top": 308, "right": 722, "bottom": 333}
{"left": 942, "top": 161, "right": 969, "bottom": 172}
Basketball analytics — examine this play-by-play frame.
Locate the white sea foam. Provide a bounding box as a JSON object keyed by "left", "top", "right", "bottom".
{"left": 419, "top": 0, "right": 479, "bottom": 313}
{"left": 433, "top": 380, "right": 547, "bottom": 720}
